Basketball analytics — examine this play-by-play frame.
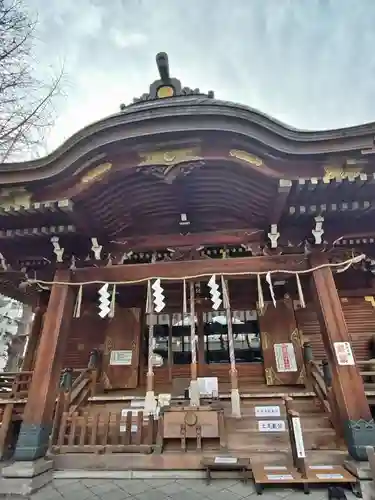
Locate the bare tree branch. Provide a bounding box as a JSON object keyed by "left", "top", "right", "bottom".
{"left": 0, "top": 0, "right": 63, "bottom": 162}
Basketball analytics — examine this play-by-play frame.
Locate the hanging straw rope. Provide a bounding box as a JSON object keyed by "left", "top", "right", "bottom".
{"left": 146, "top": 280, "right": 154, "bottom": 377}
{"left": 73, "top": 285, "right": 83, "bottom": 318}
{"left": 295, "top": 274, "right": 306, "bottom": 308}
{"left": 189, "top": 281, "right": 196, "bottom": 365}
{"left": 27, "top": 254, "right": 365, "bottom": 288}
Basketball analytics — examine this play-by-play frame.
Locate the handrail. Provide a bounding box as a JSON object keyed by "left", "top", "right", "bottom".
{"left": 306, "top": 359, "right": 343, "bottom": 440}
{"left": 357, "top": 360, "right": 375, "bottom": 387}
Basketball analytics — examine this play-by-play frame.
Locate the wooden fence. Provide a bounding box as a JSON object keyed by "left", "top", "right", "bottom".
{"left": 0, "top": 371, "right": 32, "bottom": 399}
{"left": 50, "top": 410, "right": 156, "bottom": 454}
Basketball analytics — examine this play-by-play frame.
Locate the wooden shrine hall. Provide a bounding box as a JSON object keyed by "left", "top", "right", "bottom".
{"left": 0, "top": 52, "right": 375, "bottom": 478}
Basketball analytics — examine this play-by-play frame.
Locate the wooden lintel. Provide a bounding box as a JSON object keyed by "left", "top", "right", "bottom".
{"left": 71, "top": 254, "right": 307, "bottom": 283}
{"left": 110, "top": 229, "right": 265, "bottom": 253}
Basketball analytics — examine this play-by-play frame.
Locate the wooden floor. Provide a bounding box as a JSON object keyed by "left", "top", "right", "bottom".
{"left": 90, "top": 383, "right": 314, "bottom": 402}
{"left": 52, "top": 449, "right": 349, "bottom": 471}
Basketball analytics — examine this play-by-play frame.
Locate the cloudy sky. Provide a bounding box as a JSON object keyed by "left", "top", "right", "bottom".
{"left": 25, "top": 0, "right": 375, "bottom": 153}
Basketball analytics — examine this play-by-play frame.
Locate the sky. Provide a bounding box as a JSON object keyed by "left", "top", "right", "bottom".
{"left": 25, "top": 0, "right": 375, "bottom": 154}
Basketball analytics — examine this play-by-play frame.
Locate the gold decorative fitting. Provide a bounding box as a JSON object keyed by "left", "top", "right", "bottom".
{"left": 290, "top": 328, "right": 303, "bottom": 347}
{"left": 229, "top": 150, "right": 263, "bottom": 167}
{"left": 264, "top": 368, "right": 274, "bottom": 385}
{"left": 157, "top": 85, "right": 175, "bottom": 98}
{"left": 81, "top": 162, "right": 112, "bottom": 184}
{"left": 0, "top": 187, "right": 31, "bottom": 210}
{"left": 322, "top": 165, "right": 363, "bottom": 183}
{"left": 296, "top": 365, "right": 306, "bottom": 384}
{"left": 138, "top": 147, "right": 202, "bottom": 167}
{"left": 261, "top": 331, "right": 270, "bottom": 350}
{"left": 184, "top": 411, "right": 198, "bottom": 426}
{"left": 365, "top": 296, "right": 375, "bottom": 308}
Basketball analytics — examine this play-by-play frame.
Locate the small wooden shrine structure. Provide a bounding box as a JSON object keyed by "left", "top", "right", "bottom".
{"left": 0, "top": 52, "right": 374, "bottom": 466}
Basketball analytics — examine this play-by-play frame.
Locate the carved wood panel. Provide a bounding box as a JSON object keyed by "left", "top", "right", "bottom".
{"left": 258, "top": 299, "right": 305, "bottom": 386}
{"left": 102, "top": 307, "right": 141, "bottom": 390}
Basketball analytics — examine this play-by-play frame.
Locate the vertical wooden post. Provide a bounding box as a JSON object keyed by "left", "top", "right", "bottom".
{"left": 21, "top": 296, "right": 48, "bottom": 371}
{"left": 14, "top": 270, "right": 74, "bottom": 461}
{"left": 221, "top": 276, "right": 241, "bottom": 417}
{"left": 197, "top": 310, "right": 205, "bottom": 373}
{"left": 189, "top": 282, "right": 200, "bottom": 406}
{"left": 144, "top": 281, "right": 157, "bottom": 415}
{"left": 167, "top": 315, "right": 173, "bottom": 382}
{"left": 310, "top": 254, "right": 374, "bottom": 461}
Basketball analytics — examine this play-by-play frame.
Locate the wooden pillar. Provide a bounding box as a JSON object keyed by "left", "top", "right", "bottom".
{"left": 310, "top": 254, "right": 374, "bottom": 461}
{"left": 189, "top": 282, "right": 199, "bottom": 405}
{"left": 21, "top": 302, "right": 46, "bottom": 372}
{"left": 14, "top": 270, "right": 74, "bottom": 461}
{"left": 197, "top": 310, "right": 205, "bottom": 371}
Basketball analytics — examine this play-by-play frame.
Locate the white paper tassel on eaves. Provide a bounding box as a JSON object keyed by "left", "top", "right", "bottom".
{"left": 208, "top": 274, "right": 222, "bottom": 310}
{"left": 152, "top": 279, "right": 165, "bottom": 313}
{"left": 98, "top": 283, "right": 110, "bottom": 318}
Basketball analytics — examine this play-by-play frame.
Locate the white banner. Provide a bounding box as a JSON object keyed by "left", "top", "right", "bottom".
{"left": 292, "top": 417, "right": 306, "bottom": 458}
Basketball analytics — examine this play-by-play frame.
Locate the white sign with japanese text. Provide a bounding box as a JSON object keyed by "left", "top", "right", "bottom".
{"left": 109, "top": 350, "right": 132, "bottom": 366}
{"left": 255, "top": 406, "right": 281, "bottom": 417}
{"left": 334, "top": 342, "right": 355, "bottom": 366}
{"left": 258, "top": 420, "right": 286, "bottom": 432}
{"left": 274, "top": 343, "right": 297, "bottom": 372}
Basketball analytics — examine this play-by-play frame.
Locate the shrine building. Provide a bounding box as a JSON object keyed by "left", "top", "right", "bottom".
{"left": 0, "top": 52, "right": 374, "bottom": 478}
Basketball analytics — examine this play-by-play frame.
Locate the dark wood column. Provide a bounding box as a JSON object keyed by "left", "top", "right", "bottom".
{"left": 21, "top": 297, "right": 47, "bottom": 371}
{"left": 310, "top": 253, "right": 374, "bottom": 461}
{"left": 14, "top": 270, "right": 74, "bottom": 461}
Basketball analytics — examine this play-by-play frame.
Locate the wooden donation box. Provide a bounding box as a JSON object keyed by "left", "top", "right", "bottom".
{"left": 162, "top": 405, "right": 223, "bottom": 451}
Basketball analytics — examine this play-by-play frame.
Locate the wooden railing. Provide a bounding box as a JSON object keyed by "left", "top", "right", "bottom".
{"left": 50, "top": 410, "right": 156, "bottom": 454}
{"left": 50, "top": 350, "right": 101, "bottom": 449}
{"left": 358, "top": 360, "right": 375, "bottom": 389}
{"left": 304, "top": 344, "right": 343, "bottom": 440}
{"left": 0, "top": 371, "right": 33, "bottom": 399}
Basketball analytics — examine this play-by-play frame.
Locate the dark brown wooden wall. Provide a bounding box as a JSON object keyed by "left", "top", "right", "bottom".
{"left": 61, "top": 296, "right": 375, "bottom": 371}
{"left": 62, "top": 304, "right": 107, "bottom": 369}
{"left": 295, "top": 298, "right": 375, "bottom": 362}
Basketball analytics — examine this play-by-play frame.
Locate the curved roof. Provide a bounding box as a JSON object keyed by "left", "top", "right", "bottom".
{"left": 1, "top": 52, "right": 375, "bottom": 184}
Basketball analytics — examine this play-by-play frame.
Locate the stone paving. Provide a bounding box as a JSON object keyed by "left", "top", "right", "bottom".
{"left": 22, "top": 478, "right": 360, "bottom": 500}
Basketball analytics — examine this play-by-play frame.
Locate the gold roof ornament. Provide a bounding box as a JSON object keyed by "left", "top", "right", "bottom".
{"left": 229, "top": 150, "right": 263, "bottom": 167}
{"left": 122, "top": 53, "right": 215, "bottom": 107}
{"left": 322, "top": 160, "right": 364, "bottom": 183}
{"left": 138, "top": 147, "right": 203, "bottom": 167}
{"left": 80, "top": 162, "right": 112, "bottom": 184}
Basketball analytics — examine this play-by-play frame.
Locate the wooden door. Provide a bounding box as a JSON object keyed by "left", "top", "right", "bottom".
{"left": 258, "top": 299, "right": 305, "bottom": 386}
{"left": 102, "top": 307, "right": 141, "bottom": 390}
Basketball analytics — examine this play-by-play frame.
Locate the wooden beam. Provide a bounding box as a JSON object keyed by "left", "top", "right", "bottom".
{"left": 269, "top": 179, "right": 292, "bottom": 224}
{"left": 310, "top": 253, "right": 374, "bottom": 461}
{"left": 72, "top": 254, "right": 308, "bottom": 284}
{"left": 14, "top": 270, "right": 74, "bottom": 461}
{"left": 109, "top": 228, "right": 265, "bottom": 253}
